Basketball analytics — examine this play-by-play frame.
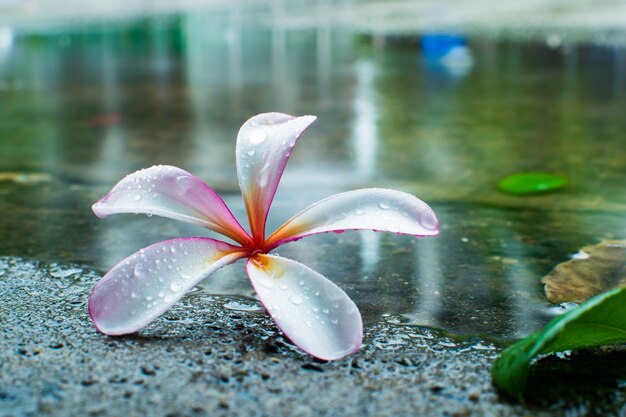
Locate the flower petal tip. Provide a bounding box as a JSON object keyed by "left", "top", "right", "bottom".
{"left": 91, "top": 200, "right": 108, "bottom": 218}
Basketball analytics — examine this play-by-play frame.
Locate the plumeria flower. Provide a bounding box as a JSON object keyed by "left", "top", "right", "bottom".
{"left": 89, "top": 113, "right": 438, "bottom": 360}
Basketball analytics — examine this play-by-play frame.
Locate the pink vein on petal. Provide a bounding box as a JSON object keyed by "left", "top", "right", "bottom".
{"left": 266, "top": 188, "right": 439, "bottom": 250}
{"left": 235, "top": 113, "right": 316, "bottom": 246}
{"left": 92, "top": 165, "right": 253, "bottom": 246}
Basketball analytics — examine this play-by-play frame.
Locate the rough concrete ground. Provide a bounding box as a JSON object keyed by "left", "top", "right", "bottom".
{"left": 1, "top": 257, "right": 625, "bottom": 417}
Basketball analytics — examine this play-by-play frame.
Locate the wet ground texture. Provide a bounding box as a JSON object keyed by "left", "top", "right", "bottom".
{"left": 2, "top": 259, "right": 626, "bottom": 417}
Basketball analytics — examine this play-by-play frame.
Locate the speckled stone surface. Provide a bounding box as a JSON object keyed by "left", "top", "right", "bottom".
{"left": 1, "top": 258, "right": 624, "bottom": 417}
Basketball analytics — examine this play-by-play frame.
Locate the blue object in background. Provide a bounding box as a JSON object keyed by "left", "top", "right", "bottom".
{"left": 420, "top": 34, "right": 468, "bottom": 61}
{"left": 420, "top": 33, "right": 474, "bottom": 78}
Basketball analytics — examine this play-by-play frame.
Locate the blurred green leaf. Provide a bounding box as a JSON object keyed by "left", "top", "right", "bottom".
{"left": 492, "top": 287, "right": 626, "bottom": 400}
{"left": 498, "top": 172, "right": 567, "bottom": 195}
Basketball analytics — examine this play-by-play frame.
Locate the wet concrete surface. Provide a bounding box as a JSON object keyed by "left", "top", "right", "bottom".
{"left": 1, "top": 258, "right": 625, "bottom": 417}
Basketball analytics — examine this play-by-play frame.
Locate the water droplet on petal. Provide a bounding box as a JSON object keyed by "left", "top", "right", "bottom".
{"left": 134, "top": 264, "right": 145, "bottom": 278}
{"left": 420, "top": 211, "right": 438, "bottom": 230}
{"left": 175, "top": 175, "right": 194, "bottom": 196}
{"left": 170, "top": 282, "right": 182, "bottom": 292}
{"left": 258, "top": 162, "right": 271, "bottom": 188}
{"left": 379, "top": 201, "right": 390, "bottom": 210}
{"left": 355, "top": 209, "right": 365, "bottom": 215}
{"left": 134, "top": 194, "right": 142, "bottom": 201}
{"left": 289, "top": 294, "right": 303, "bottom": 305}
{"left": 259, "top": 278, "right": 274, "bottom": 288}
{"left": 249, "top": 129, "right": 268, "bottom": 145}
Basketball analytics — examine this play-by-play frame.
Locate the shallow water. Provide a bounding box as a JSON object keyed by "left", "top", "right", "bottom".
{"left": 1, "top": 11, "right": 625, "bottom": 340}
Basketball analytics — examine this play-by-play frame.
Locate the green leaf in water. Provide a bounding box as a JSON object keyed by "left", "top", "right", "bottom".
{"left": 492, "top": 287, "right": 626, "bottom": 400}
{"left": 498, "top": 172, "right": 567, "bottom": 195}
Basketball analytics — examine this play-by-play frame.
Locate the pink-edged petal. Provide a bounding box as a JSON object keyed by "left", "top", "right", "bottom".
{"left": 266, "top": 188, "right": 438, "bottom": 250}
{"left": 246, "top": 254, "right": 362, "bottom": 360}
{"left": 92, "top": 165, "right": 253, "bottom": 246}
{"left": 89, "top": 238, "right": 247, "bottom": 335}
{"left": 236, "top": 113, "right": 317, "bottom": 245}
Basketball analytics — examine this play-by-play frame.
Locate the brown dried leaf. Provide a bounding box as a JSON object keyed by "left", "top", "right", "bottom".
{"left": 542, "top": 240, "right": 626, "bottom": 303}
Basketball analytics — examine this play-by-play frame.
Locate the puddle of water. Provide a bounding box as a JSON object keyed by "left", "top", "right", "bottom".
{"left": 0, "top": 10, "right": 625, "bottom": 341}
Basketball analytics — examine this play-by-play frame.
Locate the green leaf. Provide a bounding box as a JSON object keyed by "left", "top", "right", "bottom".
{"left": 498, "top": 172, "right": 567, "bottom": 195}
{"left": 492, "top": 287, "right": 626, "bottom": 400}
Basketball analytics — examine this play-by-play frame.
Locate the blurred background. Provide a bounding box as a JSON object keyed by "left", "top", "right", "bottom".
{"left": 1, "top": 0, "right": 625, "bottom": 341}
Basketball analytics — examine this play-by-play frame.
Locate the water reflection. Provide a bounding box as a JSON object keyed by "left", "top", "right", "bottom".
{"left": 0, "top": 12, "right": 625, "bottom": 340}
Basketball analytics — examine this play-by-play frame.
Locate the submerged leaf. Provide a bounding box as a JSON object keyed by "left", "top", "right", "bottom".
{"left": 498, "top": 172, "right": 567, "bottom": 195}
{"left": 492, "top": 287, "right": 626, "bottom": 400}
{"left": 0, "top": 172, "right": 53, "bottom": 184}
{"left": 542, "top": 240, "right": 626, "bottom": 303}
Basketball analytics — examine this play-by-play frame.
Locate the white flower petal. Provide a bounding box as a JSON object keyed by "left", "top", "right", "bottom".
{"left": 267, "top": 188, "right": 438, "bottom": 249}
{"left": 236, "top": 113, "right": 316, "bottom": 244}
{"left": 246, "top": 254, "right": 362, "bottom": 360}
{"left": 89, "top": 238, "right": 246, "bottom": 335}
{"left": 92, "top": 165, "right": 253, "bottom": 246}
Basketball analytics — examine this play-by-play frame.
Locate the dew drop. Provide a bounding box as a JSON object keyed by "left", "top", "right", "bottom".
{"left": 175, "top": 175, "right": 195, "bottom": 196}
{"left": 420, "top": 211, "right": 438, "bottom": 230}
{"left": 170, "top": 282, "right": 182, "bottom": 292}
{"left": 130, "top": 291, "right": 137, "bottom": 299}
{"left": 355, "top": 209, "right": 365, "bottom": 216}
{"left": 134, "top": 194, "right": 142, "bottom": 201}
{"left": 249, "top": 129, "right": 268, "bottom": 145}
{"left": 259, "top": 278, "right": 274, "bottom": 288}
{"left": 247, "top": 150, "right": 255, "bottom": 156}
{"left": 145, "top": 295, "right": 153, "bottom": 301}
{"left": 258, "top": 163, "right": 271, "bottom": 188}
{"left": 134, "top": 263, "right": 145, "bottom": 278}
{"left": 289, "top": 294, "right": 303, "bottom": 305}
{"left": 378, "top": 201, "right": 390, "bottom": 210}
